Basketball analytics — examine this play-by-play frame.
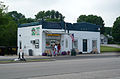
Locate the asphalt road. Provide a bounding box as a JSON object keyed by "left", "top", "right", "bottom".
{"left": 0, "top": 56, "right": 120, "bottom": 79}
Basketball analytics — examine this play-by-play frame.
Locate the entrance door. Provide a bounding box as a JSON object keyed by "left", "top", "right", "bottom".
{"left": 83, "top": 39, "right": 87, "bottom": 52}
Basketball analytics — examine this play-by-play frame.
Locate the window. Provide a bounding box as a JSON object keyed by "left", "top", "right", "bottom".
{"left": 66, "top": 39, "right": 68, "bottom": 48}
{"left": 74, "top": 40, "right": 78, "bottom": 48}
{"left": 35, "top": 39, "right": 39, "bottom": 49}
{"left": 92, "top": 40, "right": 97, "bottom": 49}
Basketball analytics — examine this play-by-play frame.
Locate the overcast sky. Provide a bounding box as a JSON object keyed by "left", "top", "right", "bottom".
{"left": 2, "top": 0, "right": 120, "bottom": 27}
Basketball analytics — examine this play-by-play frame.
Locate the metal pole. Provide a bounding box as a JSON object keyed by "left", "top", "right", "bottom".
{"left": 72, "top": 41, "right": 73, "bottom": 49}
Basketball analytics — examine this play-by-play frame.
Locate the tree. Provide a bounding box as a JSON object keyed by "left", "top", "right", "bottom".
{"left": 76, "top": 15, "right": 87, "bottom": 22}
{"left": 1, "top": 20, "right": 17, "bottom": 46}
{"left": 0, "top": 14, "right": 17, "bottom": 46}
{"left": 0, "top": 9, "right": 9, "bottom": 25}
{"left": 104, "top": 27, "right": 112, "bottom": 36}
{"left": 25, "top": 18, "right": 35, "bottom": 23}
{"left": 35, "top": 11, "right": 45, "bottom": 21}
{"left": 51, "top": 10, "right": 55, "bottom": 19}
{"left": 0, "top": 2, "right": 17, "bottom": 46}
{"left": 77, "top": 15, "right": 105, "bottom": 34}
{"left": 55, "top": 11, "right": 59, "bottom": 19}
{"left": 7, "top": 11, "right": 35, "bottom": 24}
{"left": 0, "top": 1, "right": 9, "bottom": 25}
{"left": 35, "top": 10, "right": 65, "bottom": 22}
{"left": 7, "top": 11, "right": 26, "bottom": 24}
{"left": 0, "top": 1, "right": 8, "bottom": 13}
{"left": 112, "top": 16, "right": 120, "bottom": 43}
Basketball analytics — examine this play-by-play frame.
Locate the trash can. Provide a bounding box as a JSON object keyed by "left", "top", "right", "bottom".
{"left": 29, "top": 49, "right": 33, "bottom": 56}
{"left": 71, "top": 48, "right": 76, "bottom": 56}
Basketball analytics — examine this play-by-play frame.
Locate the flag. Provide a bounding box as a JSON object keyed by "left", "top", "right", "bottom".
{"left": 70, "top": 34, "right": 74, "bottom": 42}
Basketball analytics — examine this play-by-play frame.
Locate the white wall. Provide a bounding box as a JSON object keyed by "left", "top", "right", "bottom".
{"left": 61, "top": 34, "right": 72, "bottom": 52}
{"left": 69, "top": 31, "right": 100, "bottom": 53}
{"left": 18, "top": 25, "right": 42, "bottom": 56}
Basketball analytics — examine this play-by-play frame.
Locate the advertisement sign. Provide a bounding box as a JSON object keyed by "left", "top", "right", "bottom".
{"left": 31, "top": 27, "right": 40, "bottom": 36}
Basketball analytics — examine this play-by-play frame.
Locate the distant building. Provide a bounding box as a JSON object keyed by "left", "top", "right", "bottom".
{"left": 100, "top": 34, "right": 108, "bottom": 44}
{"left": 18, "top": 21, "right": 100, "bottom": 56}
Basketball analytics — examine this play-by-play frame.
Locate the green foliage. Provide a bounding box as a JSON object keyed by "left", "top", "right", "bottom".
{"left": 112, "top": 16, "right": 120, "bottom": 43}
{"left": 35, "top": 11, "right": 45, "bottom": 20}
{"left": 0, "top": 3, "right": 17, "bottom": 46}
{"left": 35, "top": 10, "right": 65, "bottom": 22}
{"left": 25, "top": 18, "right": 35, "bottom": 23}
{"left": 6, "top": 21, "right": 17, "bottom": 46}
{"left": 0, "top": 9, "right": 9, "bottom": 25}
{"left": 104, "top": 27, "right": 112, "bottom": 36}
{"left": 0, "top": 2, "right": 35, "bottom": 46}
{"left": 7, "top": 11, "right": 35, "bottom": 24}
{"left": 108, "top": 38, "right": 114, "bottom": 44}
{"left": 45, "top": 18, "right": 61, "bottom": 22}
{"left": 103, "top": 27, "right": 114, "bottom": 44}
{"left": 0, "top": 1, "right": 8, "bottom": 13}
{"left": 0, "top": 16, "right": 17, "bottom": 46}
{"left": 77, "top": 15, "right": 105, "bottom": 34}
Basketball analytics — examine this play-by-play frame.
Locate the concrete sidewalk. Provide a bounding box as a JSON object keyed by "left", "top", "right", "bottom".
{"left": 0, "top": 52, "right": 119, "bottom": 61}
{"left": 0, "top": 55, "right": 51, "bottom": 61}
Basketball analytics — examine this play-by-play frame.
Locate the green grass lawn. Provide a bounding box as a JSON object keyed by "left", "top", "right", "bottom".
{"left": 101, "top": 46, "right": 120, "bottom": 52}
{"left": 27, "top": 59, "right": 50, "bottom": 62}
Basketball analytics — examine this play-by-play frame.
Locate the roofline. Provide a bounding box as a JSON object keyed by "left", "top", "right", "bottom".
{"left": 73, "top": 22, "right": 101, "bottom": 28}
{"left": 18, "top": 22, "right": 42, "bottom": 28}
{"left": 18, "top": 21, "right": 100, "bottom": 32}
{"left": 68, "top": 30, "right": 100, "bottom": 32}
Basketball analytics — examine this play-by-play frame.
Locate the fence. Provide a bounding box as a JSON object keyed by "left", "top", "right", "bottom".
{"left": 0, "top": 46, "right": 17, "bottom": 56}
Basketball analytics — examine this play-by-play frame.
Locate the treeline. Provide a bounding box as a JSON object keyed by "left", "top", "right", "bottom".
{"left": 0, "top": 2, "right": 120, "bottom": 47}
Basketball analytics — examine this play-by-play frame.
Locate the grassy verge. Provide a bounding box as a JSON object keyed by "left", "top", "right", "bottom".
{"left": 0, "top": 59, "right": 52, "bottom": 64}
{"left": 0, "top": 60, "right": 14, "bottom": 63}
{"left": 27, "top": 59, "right": 51, "bottom": 62}
{"left": 101, "top": 46, "right": 120, "bottom": 52}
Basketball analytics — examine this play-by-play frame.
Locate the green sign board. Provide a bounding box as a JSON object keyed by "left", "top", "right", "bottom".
{"left": 31, "top": 27, "right": 40, "bottom": 36}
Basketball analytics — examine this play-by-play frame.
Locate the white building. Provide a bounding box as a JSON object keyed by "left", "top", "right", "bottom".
{"left": 18, "top": 21, "right": 100, "bottom": 56}
{"left": 100, "top": 34, "right": 108, "bottom": 45}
